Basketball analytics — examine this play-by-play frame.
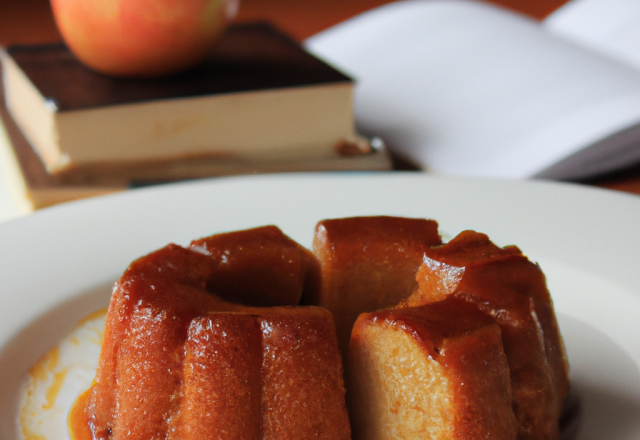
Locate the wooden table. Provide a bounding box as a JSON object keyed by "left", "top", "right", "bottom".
{"left": 2, "top": 0, "right": 639, "bottom": 195}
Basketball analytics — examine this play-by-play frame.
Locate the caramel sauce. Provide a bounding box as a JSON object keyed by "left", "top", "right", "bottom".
{"left": 68, "top": 388, "right": 93, "bottom": 440}
{"left": 20, "top": 347, "right": 61, "bottom": 440}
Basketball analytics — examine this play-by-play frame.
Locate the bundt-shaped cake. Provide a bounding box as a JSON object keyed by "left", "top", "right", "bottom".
{"left": 348, "top": 296, "right": 518, "bottom": 440}
{"left": 69, "top": 226, "right": 350, "bottom": 440}
{"left": 68, "top": 217, "right": 570, "bottom": 440}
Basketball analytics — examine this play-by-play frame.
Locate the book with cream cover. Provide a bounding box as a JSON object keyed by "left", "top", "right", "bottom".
{"left": 2, "top": 22, "right": 388, "bottom": 175}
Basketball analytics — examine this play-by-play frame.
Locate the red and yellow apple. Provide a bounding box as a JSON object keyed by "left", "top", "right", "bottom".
{"left": 50, "top": 0, "right": 239, "bottom": 77}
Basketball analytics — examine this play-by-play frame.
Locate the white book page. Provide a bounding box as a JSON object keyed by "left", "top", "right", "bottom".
{"left": 544, "top": 0, "right": 640, "bottom": 71}
{"left": 305, "top": 0, "right": 640, "bottom": 179}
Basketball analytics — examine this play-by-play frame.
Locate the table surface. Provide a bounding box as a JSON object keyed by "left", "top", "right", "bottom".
{"left": 1, "top": 0, "right": 640, "bottom": 197}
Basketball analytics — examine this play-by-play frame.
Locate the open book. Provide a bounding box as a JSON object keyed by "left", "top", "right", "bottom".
{"left": 305, "top": 0, "right": 640, "bottom": 180}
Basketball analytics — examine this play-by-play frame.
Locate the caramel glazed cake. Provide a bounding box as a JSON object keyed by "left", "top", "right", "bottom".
{"left": 69, "top": 217, "right": 571, "bottom": 440}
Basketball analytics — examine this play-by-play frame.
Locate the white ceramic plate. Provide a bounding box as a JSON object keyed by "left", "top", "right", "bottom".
{"left": 1, "top": 173, "right": 639, "bottom": 440}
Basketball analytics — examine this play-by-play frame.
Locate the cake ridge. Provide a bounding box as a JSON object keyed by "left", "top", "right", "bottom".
{"left": 70, "top": 226, "right": 350, "bottom": 440}
{"left": 406, "top": 231, "right": 569, "bottom": 440}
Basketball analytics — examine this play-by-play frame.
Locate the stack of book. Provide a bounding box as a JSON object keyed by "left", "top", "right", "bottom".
{"left": 0, "top": 22, "right": 391, "bottom": 212}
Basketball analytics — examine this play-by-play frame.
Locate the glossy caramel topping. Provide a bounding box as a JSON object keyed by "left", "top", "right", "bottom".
{"left": 310, "top": 216, "right": 442, "bottom": 355}
{"left": 191, "top": 225, "right": 320, "bottom": 307}
{"left": 402, "top": 230, "right": 524, "bottom": 305}
{"left": 426, "top": 230, "right": 523, "bottom": 267}
{"left": 407, "top": 230, "right": 569, "bottom": 440}
{"left": 366, "top": 295, "right": 497, "bottom": 359}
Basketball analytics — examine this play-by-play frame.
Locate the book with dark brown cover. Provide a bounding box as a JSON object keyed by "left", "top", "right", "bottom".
{"left": 7, "top": 22, "right": 351, "bottom": 111}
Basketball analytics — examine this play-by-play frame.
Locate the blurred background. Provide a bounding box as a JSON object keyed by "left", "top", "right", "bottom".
{"left": 0, "top": 0, "right": 569, "bottom": 45}
{"left": 4, "top": 0, "right": 640, "bottom": 195}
